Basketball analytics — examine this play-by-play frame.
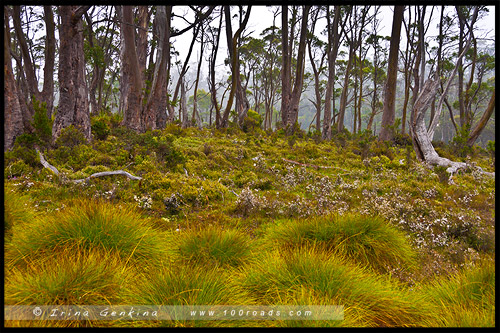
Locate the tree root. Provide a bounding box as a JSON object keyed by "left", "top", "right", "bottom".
{"left": 36, "top": 148, "right": 142, "bottom": 183}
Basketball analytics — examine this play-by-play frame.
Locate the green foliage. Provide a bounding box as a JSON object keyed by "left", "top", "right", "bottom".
{"left": 91, "top": 117, "right": 110, "bottom": 141}
{"left": 7, "top": 134, "right": 39, "bottom": 167}
{"left": 55, "top": 125, "right": 87, "bottom": 149}
{"left": 140, "top": 130, "right": 186, "bottom": 167}
{"left": 433, "top": 165, "right": 449, "bottom": 184}
{"left": 242, "top": 109, "right": 263, "bottom": 133}
{"left": 486, "top": 140, "right": 494, "bottom": 165}
{"left": 31, "top": 99, "right": 53, "bottom": 149}
{"left": 450, "top": 126, "right": 473, "bottom": 158}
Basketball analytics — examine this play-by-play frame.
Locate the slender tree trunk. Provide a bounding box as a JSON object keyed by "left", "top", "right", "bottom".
{"left": 180, "top": 78, "right": 189, "bottom": 128}
{"left": 145, "top": 6, "right": 171, "bottom": 129}
{"left": 280, "top": 5, "right": 291, "bottom": 128}
{"left": 41, "top": 5, "right": 55, "bottom": 118}
{"left": 4, "top": 11, "right": 25, "bottom": 151}
{"left": 192, "top": 28, "right": 204, "bottom": 128}
{"left": 136, "top": 6, "right": 149, "bottom": 81}
{"left": 379, "top": 5, "right": 404, "bottom": 141}
{"left": 220, "top": 6, "right": 252, "bottom": 128}
{"left": 456, "top": 6, "right": 466, "bottom": 128}
{"left": 427, "top": 6, "right": 479, "bottom": 140}
{"left": 323, "top": 6, "right": 340, "bottom": 140}
{"left": 467, "top": 90, "right": 495, "bottom": 147}
{"left": 210, "top": 11, "right": 223, "bottom": 128}
{"left": 337, "top": 45, "right": 354, "bottom": 132}
{"left": 286, "top": 6, "right": 311, "bottom": 132}
{"left": 12, "top": 6, "right": 39, "bottom": 104}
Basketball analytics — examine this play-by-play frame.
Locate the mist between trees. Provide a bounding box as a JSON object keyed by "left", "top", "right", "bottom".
{"left": 4, "top": 5, "right": 495, "bottom": 154}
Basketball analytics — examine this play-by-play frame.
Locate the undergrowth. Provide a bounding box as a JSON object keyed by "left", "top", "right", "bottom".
{"left": 4, "top": 120, "right": 495, "bottom": 328}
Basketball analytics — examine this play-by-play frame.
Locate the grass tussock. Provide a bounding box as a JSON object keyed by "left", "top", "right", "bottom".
{"left": 175, "top": 226, "right": 254, "bottom": 267}
{"left": 421, "top": 259, "right": 495, "bottom": 327}
{"left": 5, "top": 245, "right": 131, "bottom": 306}
{"left": 6, "top": 199, "right": 169, "bottom": 266}
{"left": 237, "top": 246, "right": 436, "bottom": 327}
{"left": 4, "top": 188, "right": 37, "bottom": 240}
{"left": 263, "top": 214, "right": 417, "bottom": 273}
{"left": 126, "top": 263, "right": 254, "bottom": 327}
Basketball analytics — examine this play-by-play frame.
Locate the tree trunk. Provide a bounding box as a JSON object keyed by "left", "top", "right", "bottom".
{"left": 145, "top": 6, "right": 171, "bottom": 130}
{"left": 467, "top": 90, "right": 495, "bottom": 147}
{"left": 41, "top": 5, "right": 56, "bottom": 118}
{"left": 379, "top": 5, "right": 404, "bottom": 141}
{"left": 4, "top": 12, "right": 25, "bottom": 151}
{"left": 192, "top": 28, "right": 204, "bottom": 128}
{"left": 120, "top": 5, "right": 144, "bottom": 133}
{"left": 285, "top": 5, "right": 310, "bottom": 132}
{"left": 337, "top": 44, "right": 354, "bottom": 132}
{"left": 323, "top": 6, "right": 341, "bottom": 140}
{"left": 136, "top": 6, "right": 149, "bottom": 82}
{"left": 427, "top": 6, "right": 479, "bottom": 140}
{"left": 410, "top": 78, "right": 468, "bottom": 176}
{"left": 52, "top": 5, "right": 91, "bottom": 142}
{"left": 220, "top": 6, "right": 252, "bottom": 128}
{"left": 210, "top": 11, "right": 223, "bottom": 128}
{"left": 12, "top": 6, "right": 39, "bottom": 104}
{"left": 280, "top": 5, "right": 291, "bottom": 128}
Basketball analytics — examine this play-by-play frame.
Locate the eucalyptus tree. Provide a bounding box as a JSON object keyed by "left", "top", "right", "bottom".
{"left": 83, "top": 6, "right": 120, "bottom": 115}
{"left": 336, "top": 6, "right": 372, "bottom": 133}
{"left": 259, "top": 22, "right": 281, "bottom": 130}
{"left": 118, "top": 5, "right": 215, "bottom": 132}
{"left": 322, "top": 5, "right": 341, "bottom": 140}
{"left": 4, "top": 7, "right": 25, "bottom": 150}
{"left": 306, "top": 6, "right": 327, "bottom": 135}
{"left": 365, "top": 8, "right": 388, "bottom": 132}
{"left": 378, "top": 5, "right": 404, "bottom": 142}
{"left": 220, "top": 5, "right": 252, "bottom": 128}
{"left": 53, "top": 5, "right": 92, "bottom": 142}
{"left": 11, "top": 6, "right": 55, "bottom": 120}
{"left": 281, "top": 5, "right": 311, "bottom": 133}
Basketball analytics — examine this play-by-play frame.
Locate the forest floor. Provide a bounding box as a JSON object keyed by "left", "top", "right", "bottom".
{"left": 4, "top": 117, "right": 495, "bottom": 327}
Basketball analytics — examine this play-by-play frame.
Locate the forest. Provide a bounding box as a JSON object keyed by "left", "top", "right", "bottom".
{"left": 3, "top": 5, "right": 495, "bottom": 328}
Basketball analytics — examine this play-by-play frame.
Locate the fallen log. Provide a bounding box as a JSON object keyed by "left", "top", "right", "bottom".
{"left": 36, "top": 148, "right": 142, "bottom": 183}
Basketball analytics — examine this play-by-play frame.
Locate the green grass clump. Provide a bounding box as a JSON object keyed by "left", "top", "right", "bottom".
{"left": 4, "top": 188, "right": 37, "bottom": 240}
{"left": 128, "top": 264, "right": 253, "bottom": 327}
{"left": 238, "top": 247, "right": 434, "bottom": 327}
{"left": 263, "top": 214, "right": 416, "bottom": 273}
{"left": 422, "top": 260, "right": 495, "bottom": 327}
{"left": 6, "top": 199, "right": 168, "bottom": 265}
{"left": 176, "top": 226, "right": 253, "bottom": 267}
{"left": 5, "top": 246, "right": 130, "bottom": 306}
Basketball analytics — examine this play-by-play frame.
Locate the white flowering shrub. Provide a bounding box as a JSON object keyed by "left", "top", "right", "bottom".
{"left": 134, "top": 194, "right": 152, "bottom": 210}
